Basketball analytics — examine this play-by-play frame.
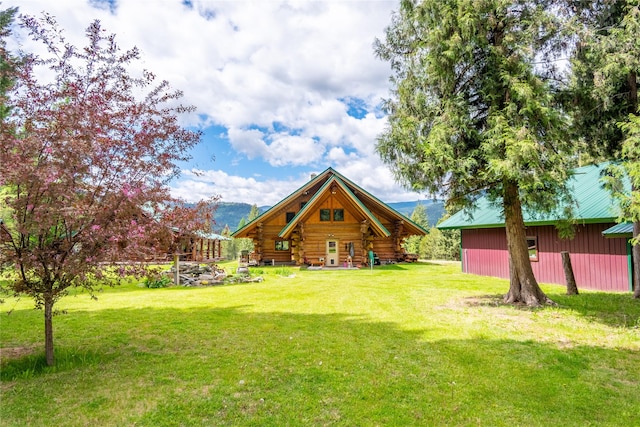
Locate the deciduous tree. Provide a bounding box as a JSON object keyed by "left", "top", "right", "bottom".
{"left": 375, "top": 0, "right": 575, "bottom": 305}
{"left": 403, "top": 204, "right": 428, "bottom": 255}
{"left": 0, "top": 14, "right": 211, "bottom": 365}
{"left": 225, "top": 204, "right": 260, "bottom": 259}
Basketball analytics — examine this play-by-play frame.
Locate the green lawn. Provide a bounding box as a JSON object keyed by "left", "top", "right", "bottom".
{"left": 1, "top": 262, "right": 639, "bottom": 426}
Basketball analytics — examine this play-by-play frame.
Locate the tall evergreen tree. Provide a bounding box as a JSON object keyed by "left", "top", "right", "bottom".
{"left": 0, "top": 7, "right": 18, "bottom": 94}
{"left": 0, "top": 7, "right": 18, "bottom": 224}
{"left": 221, "top": 224, "right": 237, "bottom": 260}
{"left": 375, "top": 0, "right": 574, "bottom": 305}
{"left": 0, "top": 6, "right": 18, "bottom": 119}
{"left": 568, "top": 0, "right": 640, "bottom": 297}
{"left": 404, "top": 204, "right": 429, "bottom": 255}
{"left": 567, "top": 0, "right": 635, "bottom": 157}
{"left": 248, "top": 204, "right": 261, "bottom": 221}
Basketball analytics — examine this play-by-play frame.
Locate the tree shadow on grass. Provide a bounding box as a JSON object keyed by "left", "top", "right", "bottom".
{"left": 550, "top": 291, "right": 640, "bottom": 328}
{"left": 461, "top": 292, "right": 640, "bottom": 329}
{"left": 1, "top": 305, "right": 639, "bottom": 426}
{"left": 0, "top": 346, "right": 115, "bottom": 382}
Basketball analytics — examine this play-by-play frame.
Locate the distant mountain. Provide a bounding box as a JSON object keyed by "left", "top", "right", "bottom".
{"left": 212, "top": 200, "right": 445, "bottom": 233}
{"left": 211, "top": 202, "right": 256, "bottom": 233}
{"left": 387, "top": 200, "right": 445, "bottom": 228}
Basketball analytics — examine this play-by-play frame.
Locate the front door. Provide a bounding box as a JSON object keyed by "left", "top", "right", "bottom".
{"left": 326, "top": 240, "right": 339, "bottom": 266}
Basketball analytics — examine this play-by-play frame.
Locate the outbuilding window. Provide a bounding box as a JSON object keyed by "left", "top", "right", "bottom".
{"left": 527, "top": 236, "right": 538, "bottom": 261}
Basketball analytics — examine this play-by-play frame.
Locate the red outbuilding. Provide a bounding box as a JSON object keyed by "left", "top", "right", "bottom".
{"left": 438, "top": 163, "right": 632, "bottom": 292}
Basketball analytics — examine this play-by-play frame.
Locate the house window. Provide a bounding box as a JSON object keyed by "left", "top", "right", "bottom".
{"left": 286, "top": 212, "right": 295, "bottom": 223}
{"left": 333, "top": 209, "right": 344, "bottom": 221}
{"left": 300, "top": 202, "right": 307, "bottom": 209}
{"left": 275, "top": 240, "right": 290, "bottom": 251}
{"left": 320, "top": 209, "right": 331, "bottom": 221}
{"left": 527, "top": 236, "right": 538, "bottom": 261}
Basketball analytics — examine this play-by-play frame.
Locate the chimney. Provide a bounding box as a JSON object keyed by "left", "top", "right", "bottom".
{"left": 310, "top": 173, "right": 317, "bottom": 180}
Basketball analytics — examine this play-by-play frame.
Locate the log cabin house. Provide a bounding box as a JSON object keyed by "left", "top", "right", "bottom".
{"left": 231, "top": 168, "right": 428, "bottom": 266}
{"left": 438, "top": 163, "right": 633, "bottom": 292}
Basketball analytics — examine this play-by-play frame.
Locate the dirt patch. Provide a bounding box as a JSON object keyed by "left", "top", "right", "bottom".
{"left": 460, "top": 294, "right": 550, "bottom": 311}
{"left": 435, "top": 294, "right": 507, "bottom": 313}
{"left": 0, "top": 345, "right": 39, "bottom": 362}
{"left": 462, "top": 294, "right": 505, "bottom": 307}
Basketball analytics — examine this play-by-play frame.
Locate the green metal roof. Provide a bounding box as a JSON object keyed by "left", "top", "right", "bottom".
{"left": 330, "top": 176, "right": 390, "bottom": 236}
{"left": 602, "top": 222, "right": 632, "bottom": 238}
{"left": 195, "top": 231, "right": 231, "bottom": 241}
{"left": 231, "top": 170, "right": 330, "bottom": 238}
{"left": 438, "top": 163, "right": 624, "bottom": 230}
{"left": 171, "top": 227, "right": 230, "bottom": 240}
{"left": 278, "top": 175, "right": 390, "bottom": 238}
{"left": 233, "top": 167, "right": 428, "bottom": 238}
{"left": 326, "top": 169, "right": 428, "bottom": 236}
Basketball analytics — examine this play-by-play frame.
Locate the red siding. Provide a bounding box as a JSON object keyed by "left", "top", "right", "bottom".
{"left": 461, "top": 224, "right": 630, "bottom": 292}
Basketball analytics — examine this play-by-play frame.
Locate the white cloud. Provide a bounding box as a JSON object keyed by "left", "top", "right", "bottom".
{"left": 173, "top": 169, "right": 307, "bottom": 207}
{"left": 9, "top": 0, "right": 426, "bottom": 205}
{"left": 266, "top": 133, "right": 325, "bottom": 166}
{"left": 173, "top": 164, "right": 423, "bottom": 207}
{"left": 227, "top": 128, "right": 268, "bottom": 159}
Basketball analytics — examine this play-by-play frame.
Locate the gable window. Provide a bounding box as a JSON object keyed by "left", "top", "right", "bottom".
{"left": 333, "top": 209, "right": 344, "bottom": 221}
{"left": 286, "top": 212, "right": 295, "bottom": 223}
{"left": 275, "top": 240, "right": 290, "bottom": 251}
{"left": 320, "top": 209, "right": 331, "bottom": 221}
{"left": 527, "top": 236, "right": 538, "bottom": 261}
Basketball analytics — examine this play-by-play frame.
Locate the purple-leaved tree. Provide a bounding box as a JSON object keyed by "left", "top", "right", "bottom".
{"left": 0, "top": 13, "right": 215, "bottom": 366}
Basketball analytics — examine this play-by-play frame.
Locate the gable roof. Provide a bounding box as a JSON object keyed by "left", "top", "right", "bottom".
{"left": 278, "top": 175, "right": 390, "bottom": 238}
{"left": 438, "top": 163, "right": 624, "bottom": 230}
{"left": 232, "top": 167, "right": 427, "bottom": 238}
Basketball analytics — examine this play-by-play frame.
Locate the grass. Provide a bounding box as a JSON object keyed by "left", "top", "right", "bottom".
{"left": 1, "top": 261, "right": 639, "bottom": 426}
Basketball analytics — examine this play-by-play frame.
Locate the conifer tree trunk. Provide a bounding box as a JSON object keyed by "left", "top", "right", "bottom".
{"left": 502, "top": 181, "right": 554, "bottom": 306}
{"left": 630, "top": 72, "right": 639, "bottom": 299}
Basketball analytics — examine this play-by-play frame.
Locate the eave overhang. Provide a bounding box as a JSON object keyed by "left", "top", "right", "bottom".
{"left": 327, "top": 169, "right": 428, "bottom": 236}
{"left": 232, "top": 166, "right": 428, "bottom": 239}
{"left": 438, "top": 163, "right": 626, "bottom": 231}
{"left": 438, "top": 217, "right": 619, "bottom": 231}
{"left": 278, "top": 176, "right": 390, "bottom": 239}
{"left": 231, "top": 170, "right": 332, "bottom": 238}
{"left": 602, "top": 222, "right": 633, "bottom": 239}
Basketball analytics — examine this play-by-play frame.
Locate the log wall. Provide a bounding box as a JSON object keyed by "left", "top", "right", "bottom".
{"left": 245, "top": 186, "right": 416, "bottom": 266}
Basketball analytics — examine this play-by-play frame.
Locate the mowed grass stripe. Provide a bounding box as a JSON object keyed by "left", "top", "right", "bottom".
{"left": 1, "top": 262, "right": 638, "bottom": 426}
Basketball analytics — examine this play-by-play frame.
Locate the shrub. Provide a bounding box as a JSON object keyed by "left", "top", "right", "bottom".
{"left": 143, "top": 273, "right": 172, "bottom": 288}
{"left": 274, "top": 267, "right": 292, "bottom": 276}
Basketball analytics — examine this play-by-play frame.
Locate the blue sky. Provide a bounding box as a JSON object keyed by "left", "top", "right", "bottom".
{"left": 8, "top": 0, "right": 429, "bottom": 206}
